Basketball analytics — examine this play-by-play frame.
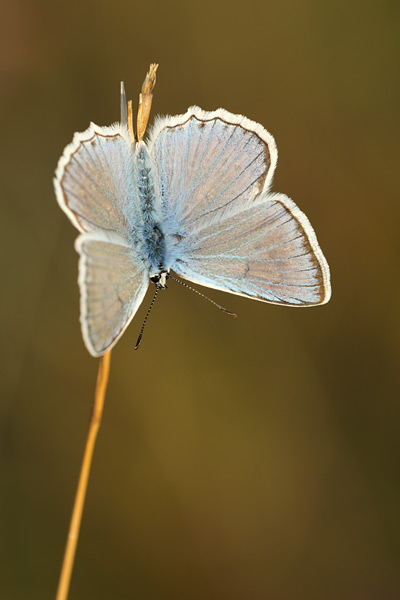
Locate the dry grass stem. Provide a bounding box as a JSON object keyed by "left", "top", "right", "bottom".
{"left": 55, "top": 350, "right": 112, "bottom": 600}
{"left": 137, "top": 63, "right": 158, "bottom": 141}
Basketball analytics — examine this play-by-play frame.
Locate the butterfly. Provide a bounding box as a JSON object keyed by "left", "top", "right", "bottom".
{"left": 54, "top": 82, "right": 331, "bottom": 357}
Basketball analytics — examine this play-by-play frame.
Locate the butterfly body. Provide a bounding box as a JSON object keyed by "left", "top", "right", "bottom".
{"left": 135, "top": 141, "right": 169, "bottom": 282}
{"left": 55, "top": 103, "right": 331, "bottom": 356}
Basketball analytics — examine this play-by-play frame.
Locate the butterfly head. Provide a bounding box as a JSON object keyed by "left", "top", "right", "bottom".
{"left": 150, "top": 270, "right": 169, "bottom": 289}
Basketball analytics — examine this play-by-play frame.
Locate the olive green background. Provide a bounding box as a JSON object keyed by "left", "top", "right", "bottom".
{"left": 1, "top": 0, "right": 399, "bottom": 598}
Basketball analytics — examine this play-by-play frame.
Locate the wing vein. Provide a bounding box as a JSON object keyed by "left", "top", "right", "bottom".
{"left": 177, "top": 123, "right": 243, "bottom": 214}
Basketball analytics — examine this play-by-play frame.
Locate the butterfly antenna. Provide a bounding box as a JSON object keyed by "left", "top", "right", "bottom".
{"left": 170, "top": 275, "right": 237, "bottom": 317}
{"left": 135, "top": 288, "right": 159, "bottom": 350}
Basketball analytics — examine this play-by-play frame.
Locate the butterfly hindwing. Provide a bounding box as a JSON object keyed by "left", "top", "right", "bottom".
{"left": 171, "top": 192, "right": 330, "bottom": 306}
{"left": 75, "top": 232, "right": 148, "bottom": 356}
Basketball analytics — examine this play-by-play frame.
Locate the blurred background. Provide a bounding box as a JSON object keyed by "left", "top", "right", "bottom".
{"left": 1, "top": 0, "right": 399, "bottom": 598}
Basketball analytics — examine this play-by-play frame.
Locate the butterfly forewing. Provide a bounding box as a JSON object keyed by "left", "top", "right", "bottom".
{"left": 55, "top": 123, "right": 140, "bottom": 239}
{"left": 149, "top": 107, "right": 277, "bottom": 226}
{"left": 76, "top": 233, "right": 148, "bottom": 356}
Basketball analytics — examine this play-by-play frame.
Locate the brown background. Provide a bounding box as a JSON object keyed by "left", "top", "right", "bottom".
{"left": 1, "top": 0, "right": 399, "bottom": 598}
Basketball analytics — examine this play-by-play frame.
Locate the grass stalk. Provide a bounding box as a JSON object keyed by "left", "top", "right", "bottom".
{"left": 55, "top": 350, "right": 111, "bottom": 600}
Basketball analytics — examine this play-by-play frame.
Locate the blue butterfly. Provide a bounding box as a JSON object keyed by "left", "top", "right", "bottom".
{"left": 55, "top": 82, "right": 331, "bottom": 356}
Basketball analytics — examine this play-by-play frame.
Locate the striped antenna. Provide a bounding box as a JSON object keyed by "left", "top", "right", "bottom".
{"left": 135, "top": 288, "right": 159, "bottom": 350}
{"left": 170, "top": 275, "right": 237, "bottom": 317}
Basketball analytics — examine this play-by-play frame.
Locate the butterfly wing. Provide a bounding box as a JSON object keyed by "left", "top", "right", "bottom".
{"left": 150, "top": 106, "right": 276, "bottom": 225}
{"left": 75, "top": 232, "right": 148, "bottom": 356}
{"left": 149, "top": 107, "right": 330, "bottom": 306}
{"left": 171, "top": 192, "right": 330, "bottom": 306}
{"left": 55, "top": 123, "right": 141, "bottom": 238}
{"left": 55, "top": 124, "right": 148, "bottom": 355}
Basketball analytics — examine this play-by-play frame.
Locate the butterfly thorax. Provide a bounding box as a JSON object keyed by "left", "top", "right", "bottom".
{"left": 136, "top": 142, "right": 168, "bottom": 286}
